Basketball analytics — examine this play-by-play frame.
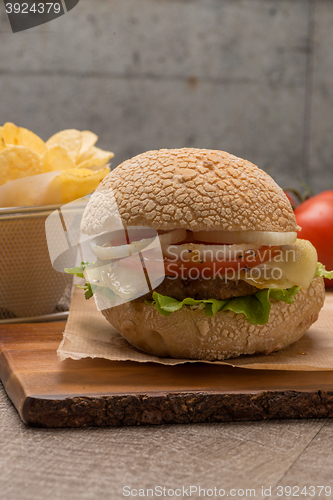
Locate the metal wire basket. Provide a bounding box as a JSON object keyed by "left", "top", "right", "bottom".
{"left": 0, "top": 205, "right": 73, "bottom": 323}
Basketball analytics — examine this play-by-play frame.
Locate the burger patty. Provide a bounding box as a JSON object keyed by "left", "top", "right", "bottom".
{"left": 140, "top": 276, "right": 264, "bottom": 302}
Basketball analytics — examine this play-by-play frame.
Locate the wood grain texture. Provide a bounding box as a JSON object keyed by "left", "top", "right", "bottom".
{"left": 2, "top": 321, "right": 333, "bottom": 428}
{"left": 269, "top": 419, "right": 333, "bottom": 500}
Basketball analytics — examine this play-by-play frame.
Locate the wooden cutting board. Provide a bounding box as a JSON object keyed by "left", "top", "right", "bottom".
{"left": 1, "top": 321, "right": 333, "bottom": 427}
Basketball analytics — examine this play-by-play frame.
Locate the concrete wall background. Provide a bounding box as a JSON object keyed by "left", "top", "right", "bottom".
{"left": 0, "top": 0, "right": 332, "bottom": 194}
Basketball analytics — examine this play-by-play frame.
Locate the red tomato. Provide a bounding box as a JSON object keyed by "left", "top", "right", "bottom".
{"left": 121, "top": 246, "right": 282, "bottom": 279}
{"left": 294, "top": 190, "right": 333, "bottom": 287}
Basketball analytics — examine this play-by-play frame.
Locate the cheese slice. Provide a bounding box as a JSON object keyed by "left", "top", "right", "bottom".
{"left": 240, "top": 239, "right": 318, "bottom": 290}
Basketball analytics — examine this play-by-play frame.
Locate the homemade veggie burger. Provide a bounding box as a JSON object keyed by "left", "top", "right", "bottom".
{"left": 74, "top": 148, "right": 332, "bottom": 361}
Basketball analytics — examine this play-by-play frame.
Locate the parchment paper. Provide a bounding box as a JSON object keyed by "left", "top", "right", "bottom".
{"left": 58, "top": 287, "right": 333, "bottom": 370}
{"left": 0, "top": 171, "right": 62, "bottom": 207}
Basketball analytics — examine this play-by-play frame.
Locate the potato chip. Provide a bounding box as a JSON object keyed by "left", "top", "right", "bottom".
{"left": 59, "top": 167, "right": 110, "bottom": 203}
{"left": 2, "top": 122, "right": 46, "bottom": 156}
{"left": 0, "top": 136, "right": 5, "bottom": 152}
{"left": 42, "top": 146, "right": 75, "bottom": 172}
{"left": 17, "top": 127, "right": 46, "bottom": 156}
{"left": 77, "top": 146, "right": 114, "bottom": 170}
{"left": 79, "top": 131, "right": 98, "bottom": 159}
{"left": 46, "top": 129, "right": 82, "bottom": 162}
{"left": 2, "top": 122, "right": 19, "bottom": 145}
{"left": 0, "top": 146, "right": 43, "bottom": 186}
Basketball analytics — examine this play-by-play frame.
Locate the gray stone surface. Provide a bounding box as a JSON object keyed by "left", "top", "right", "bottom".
{"left": 1, "top": 0, "right": 332, "bottom": 193}
{"left": 1, "top": 381, "right": 332, "bottom": 500}
{"left": 0, "top": 0, "right": 309, "bottom": 81}
{"left": 308, "top": 1, "right": 333, "bottom": 193}
{"left": 0, "top": 73, "right": 305, "bottom": 185}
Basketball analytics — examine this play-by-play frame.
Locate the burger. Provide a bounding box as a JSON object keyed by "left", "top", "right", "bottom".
{"left": 75, "top": 148, "right": 330, "bottom": 361}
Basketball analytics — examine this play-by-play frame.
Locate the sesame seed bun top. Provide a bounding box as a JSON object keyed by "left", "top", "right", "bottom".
{"left": 81, "top": 148, "right": 298, "bottom": 235}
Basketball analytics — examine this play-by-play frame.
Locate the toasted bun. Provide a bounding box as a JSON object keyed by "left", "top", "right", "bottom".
{"left": 101, "top": 277, "right": 325, "bottom": 361}
{"left": 81, "top": 148, "right": 298, "bottom": 235}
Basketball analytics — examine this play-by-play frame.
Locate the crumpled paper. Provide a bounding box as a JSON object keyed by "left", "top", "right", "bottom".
{"left": 58, "top": 287, "right": 333, "bottom": 371}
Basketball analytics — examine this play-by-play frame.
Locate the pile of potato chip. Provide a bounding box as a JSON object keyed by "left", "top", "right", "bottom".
{"left": 0, "top": 123, "right": 113, "bottom": 206}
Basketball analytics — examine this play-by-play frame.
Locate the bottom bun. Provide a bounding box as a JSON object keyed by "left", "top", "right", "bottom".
{"left": 102, "top": 277, "right": 325, "bottom": 361}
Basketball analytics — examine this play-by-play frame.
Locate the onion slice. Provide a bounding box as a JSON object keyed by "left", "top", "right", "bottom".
{"left": 90, "top": 228, "right": 187, "bottom": 261}
{"left": 193, "top": 230, "right": 297, "bottom": 246}
{"left": 90, "top": 237, "right": 154, "bottom": 260}
{"left": 159, "top": 228, "right": 187, "bottom": 246}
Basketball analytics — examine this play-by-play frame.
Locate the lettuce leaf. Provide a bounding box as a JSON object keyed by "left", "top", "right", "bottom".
{"left": 147, "top": 286, "right": 301, "bottom": 325}
{"left": 65, "top": 261, "right": 116, "bottom": 300}
{"left": 65, "top": 261, "right": 95, "bottom": 299}
{"left": 316, "top": 262, "right": 333, "bottom": 280}
{"left": 65, "top": 261, "right": 92, "bottom": 278}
